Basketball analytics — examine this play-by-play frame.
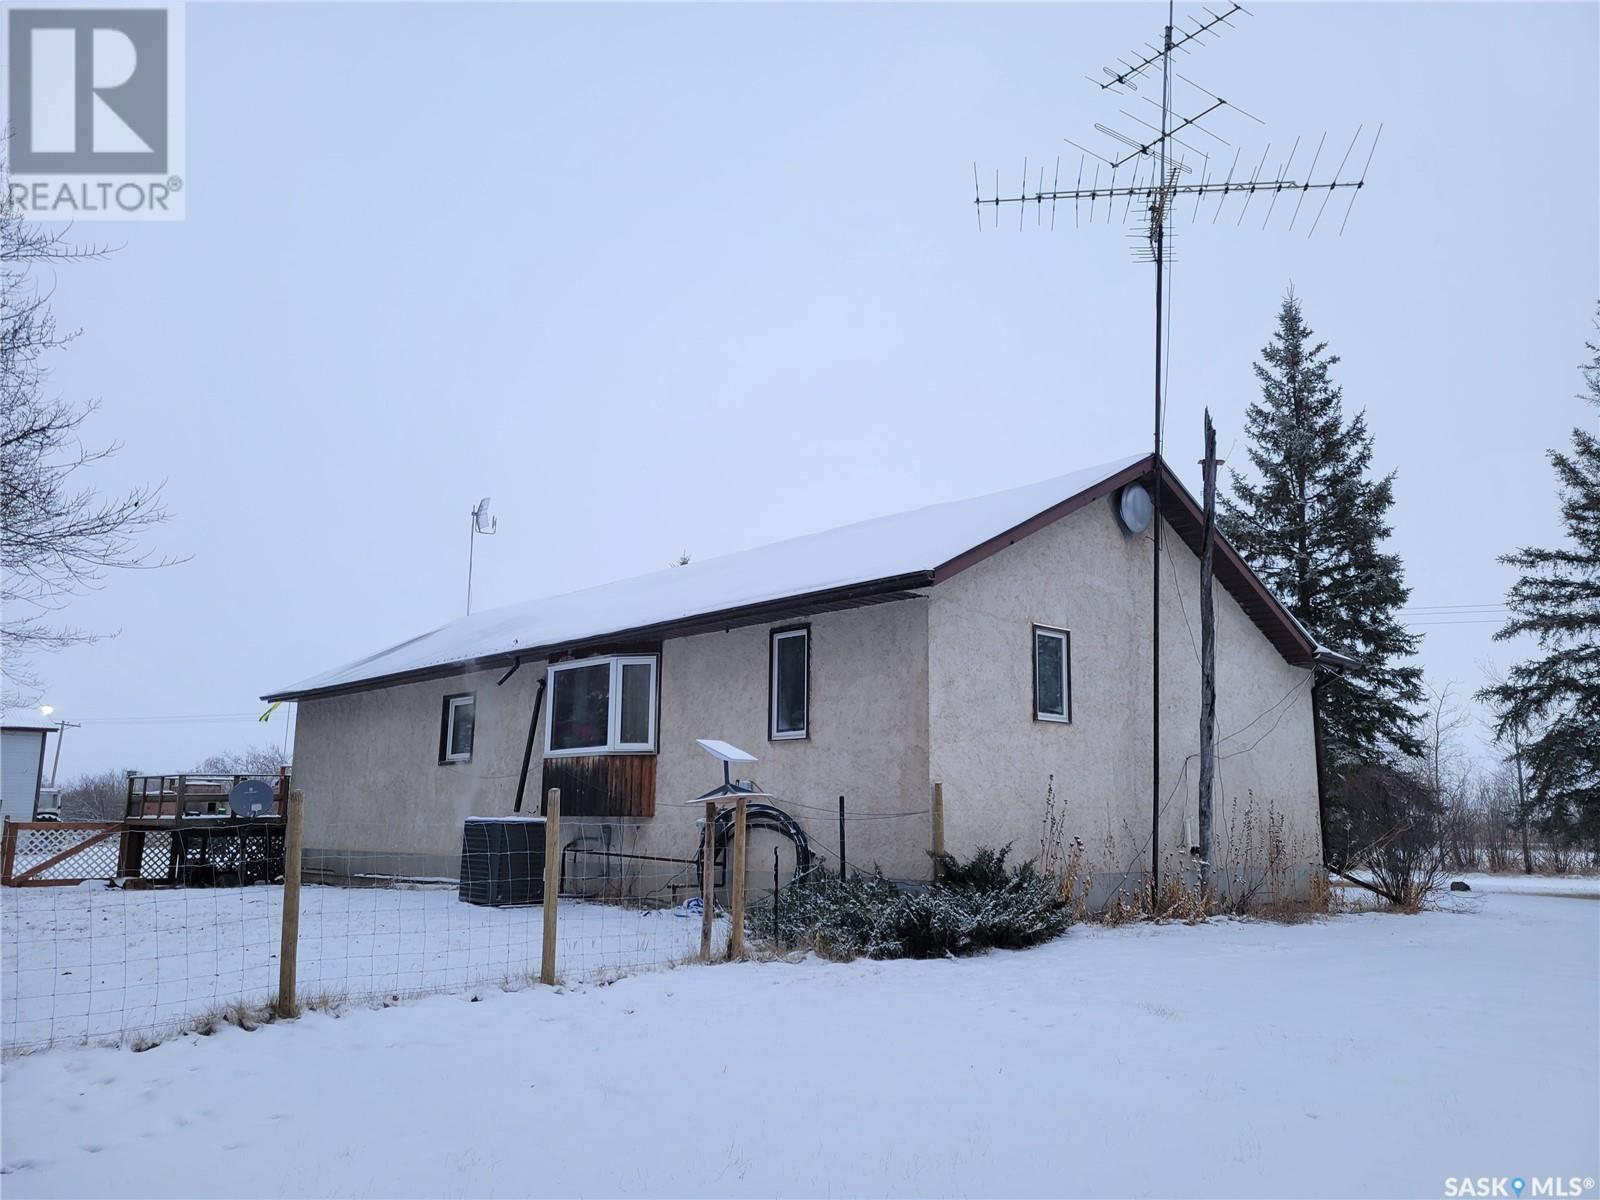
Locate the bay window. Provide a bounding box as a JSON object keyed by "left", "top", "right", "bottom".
{"left": 546, "top": 655, "right": 658, "bottom": 755}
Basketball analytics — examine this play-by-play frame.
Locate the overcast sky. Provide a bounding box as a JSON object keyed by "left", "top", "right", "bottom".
{"left": 11, "top": 1, "right": 1598, "bottom": 781}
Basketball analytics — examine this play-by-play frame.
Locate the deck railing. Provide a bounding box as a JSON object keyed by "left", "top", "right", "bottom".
{"left": 124, "top": 768, "right": 290, "bottom": 821}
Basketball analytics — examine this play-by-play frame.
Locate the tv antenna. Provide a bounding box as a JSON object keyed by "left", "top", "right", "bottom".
{"left": 972, "top": 2, "right": 1380, "bottom": 902}
{"left": 466, "top": 496, "right": 498, "bottom": 615}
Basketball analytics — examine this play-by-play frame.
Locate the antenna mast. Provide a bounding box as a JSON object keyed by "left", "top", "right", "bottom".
{"left": 973, "top": 2, "right": 1380, "bottom": 904}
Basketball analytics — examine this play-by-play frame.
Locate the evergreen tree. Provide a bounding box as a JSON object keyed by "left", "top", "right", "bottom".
{"left": 1220, "top": 289, "right": 1424, "bottom": 800}
{"left": 1479, "top": 313, "right": 1600, "bottom": 850}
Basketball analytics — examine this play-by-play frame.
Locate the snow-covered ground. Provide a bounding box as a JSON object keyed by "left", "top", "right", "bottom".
{"left": 2, "top": 884, "right": 724, "bottom": 1050}
{"left": 3, "top": 890, "right": 1595, "bottom": 1199}
{"left": 1444, "top": 871, "right": 1599, "bottom": 897}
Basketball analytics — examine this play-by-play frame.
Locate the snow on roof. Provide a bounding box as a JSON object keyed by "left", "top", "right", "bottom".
{"left": 267, "top": 453, "right": 1149, "bottom": 700}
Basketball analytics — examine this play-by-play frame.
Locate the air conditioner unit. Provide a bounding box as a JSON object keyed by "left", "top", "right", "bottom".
{"left": 459, "top": 816, "right": 547, "bottom": 907}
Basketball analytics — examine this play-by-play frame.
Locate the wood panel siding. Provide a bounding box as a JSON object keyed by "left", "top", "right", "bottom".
{"left": 541, "top": 755, "right": 657, "bottom": 818}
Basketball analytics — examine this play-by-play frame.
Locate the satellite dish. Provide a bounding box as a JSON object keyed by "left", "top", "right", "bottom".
{"left": 695, "top": 738, "right": 758, "bottom": 764}
{"left": 229, "top": 778, "right": 276, "bottom": 817}
{"left": 684, "top": 738, "right": 771, "bottom": 804}
{"left": 1117, "top": 483, "right": 1154, "bottom": 535}
{"left": 472, "top": 497, "right": 497, "bottom": 535}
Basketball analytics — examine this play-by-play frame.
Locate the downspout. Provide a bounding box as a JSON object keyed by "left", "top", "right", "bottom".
{"left": 513, "top": 676, "right": 548, "bottom": 815}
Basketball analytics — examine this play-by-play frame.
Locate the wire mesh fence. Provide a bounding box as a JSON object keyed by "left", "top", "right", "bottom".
{"left": 553, "top": 817, "right": 728, "bottom": 981}
{"left": 1, "top": 792, "right": 933, "bottom": 1052}
{"left": 2, "top": 881, "right": 284, "bottom": 1050}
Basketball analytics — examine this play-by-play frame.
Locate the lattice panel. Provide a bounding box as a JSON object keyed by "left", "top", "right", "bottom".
{"left": 9, "top": 825, "right": 121, "bottom": 884}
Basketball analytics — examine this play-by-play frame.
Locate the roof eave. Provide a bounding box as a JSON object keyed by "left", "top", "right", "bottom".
{"left": 262, "top": 571, "right": 935, "bottom": 703}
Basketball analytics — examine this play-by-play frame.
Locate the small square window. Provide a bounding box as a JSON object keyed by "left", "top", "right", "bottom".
{"left": 770, "top": 627, "right": 809, "bottom": 740}
{"left": 441, "top": 694, "right": 476, "bottom": 762}
{"left": 1033, "top": 627, "right": 1070, "bottom": 724}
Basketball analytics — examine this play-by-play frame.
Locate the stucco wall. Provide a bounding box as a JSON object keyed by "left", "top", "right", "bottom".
{"left": 292, "top": 599, "right": 931, "bottom": 884}
{"left": 295, "top": 664, "right": 545, "bottom": 876}
{"left": 293, "top": 500, "right": 1318, "bottom": 901}
{"left": 649, "top": 599, "right": 930, "bottom": 882}
{"left": 926, "top": 496, "right": 1321, "bottom": 904}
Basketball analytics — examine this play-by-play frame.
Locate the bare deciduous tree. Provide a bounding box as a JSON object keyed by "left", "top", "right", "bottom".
{"left": 2, "top": 156, "right": 179, "bottom": 705}
{"left": 194, "top": 745, "right": 290, "bottom": 775}
{"left": 57, "top": 767, "right": 131, "bottom": 821}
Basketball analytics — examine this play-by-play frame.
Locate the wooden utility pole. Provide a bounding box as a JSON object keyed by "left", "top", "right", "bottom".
{"left": 1197, "top": 412, "right": 1219, "bottom": 892}
{"left": 275, "top": 789, "right": 305, "bottom": 1018}
{"left": 540, "top": 788, "right": 561, "bottom": 984}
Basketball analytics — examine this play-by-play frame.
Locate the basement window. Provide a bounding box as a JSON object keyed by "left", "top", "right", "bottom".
{"left": 1033, "top": 626, "right": 1071, "bottom": 724}
{"left": 546, "top": 655, "right": 658, "bottom": 756}
{"left": 441, "top": 694, "right": 476, "bottom": 763}
{"left": 769, "top": 626, "right": 809, "bottom": 740}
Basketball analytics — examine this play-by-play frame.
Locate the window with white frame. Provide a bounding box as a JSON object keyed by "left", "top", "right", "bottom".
{"left": 770, "top": 626, "right": 809, "bottom": 740}
{"left": 441, "top": 693, "right": 476, "bottom": 762}
{"left": 1033, "top": 626, "right": 1071, "bottom": 723}
{"left": 545, "top": 655, "right": 658, "bottom": 755}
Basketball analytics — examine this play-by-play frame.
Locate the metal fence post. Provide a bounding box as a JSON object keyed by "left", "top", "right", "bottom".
{"left": 729, "top": 797, "right": 747, "bottom": 959}
{"left": 700, "top": 800, "right": 716, "bottom": 962}
{"left": 772, "top": 845, "right": 780, "bottom": 948}
{"left": 931, "top": 781, "right": 946, "bottom": 882}
{"left": 540, "top": 788, "right": 561, "bottom": 985}
{"left": 274, "top": 790, "right": 304, "bottom": 1018}
{"left": 838, "top": 795, "right": 846, "bottom": 880}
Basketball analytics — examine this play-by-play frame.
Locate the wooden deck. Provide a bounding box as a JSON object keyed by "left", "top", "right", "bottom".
{"left": 1, "top": 771, "right": 292, "bottom": 887}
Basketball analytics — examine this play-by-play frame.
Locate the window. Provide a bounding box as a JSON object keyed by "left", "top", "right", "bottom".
{"left": 441, "top": 693, "right": 476, "bottom": 763}
{"left": 770, "top": 626, "right": 809, "bottom": 740}
{"left": 546, "top": 655, "right": 658, "bottom": 755}
{"left": 1033, "top": 626, "right": 1071, "bottom": 723}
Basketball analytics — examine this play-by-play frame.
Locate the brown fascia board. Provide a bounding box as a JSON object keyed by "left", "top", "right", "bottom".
{"left": 932, "top": 454, "right": 1316, "bottom": 668}
{"left": 261, "top": 573, "right": 935, "bottom": 704}
{"left": 931, "top": 456, "right": 1156, "bottom": 584}
{"left": 1152, "top": 465, "right": 1318, "bottom": 666}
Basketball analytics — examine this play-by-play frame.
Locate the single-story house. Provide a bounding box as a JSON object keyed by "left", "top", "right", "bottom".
{"left": 266, "top": 452, "right": 1337, "bottom": 904}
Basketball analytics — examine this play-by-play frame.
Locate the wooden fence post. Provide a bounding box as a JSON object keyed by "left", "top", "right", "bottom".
{"left": 931, "top": 781, "right": 946, "bottom": 882}
{"left": 700, "top": 800, "right": 716, "bottom": 962}
{"left": 275, "top": 790, "right": 304, "bottom": 1018}
{"left": 540, "top": 788, "right": 561, "bottom": 985}
{"left": 728, "top": 797, "right": 747, "bottom": 960}
{"left": 1, "top": 818, "right": 16, "bottom": 886}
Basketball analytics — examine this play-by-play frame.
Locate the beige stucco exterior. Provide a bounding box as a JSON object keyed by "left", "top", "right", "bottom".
{"left": 293, "top": 497, "right": 1319, "bottom": 902}
{"left": 928, "top": 497, "right": 1321, "bottom": 905}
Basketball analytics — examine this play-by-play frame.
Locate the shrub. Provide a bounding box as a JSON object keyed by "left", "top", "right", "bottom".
{"left": 755, "top": 845, "right": 1072, "bottom": 960}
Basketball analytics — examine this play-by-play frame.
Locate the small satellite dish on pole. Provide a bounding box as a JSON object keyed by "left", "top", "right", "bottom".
{"left": 685, "top": 739, "right": 772, "bottom": 804}
{"left": 466, "top": 496, "right": 499, "bottom": 615}
{"left": 229, "top": 778, "right": 277, "bottom": 817}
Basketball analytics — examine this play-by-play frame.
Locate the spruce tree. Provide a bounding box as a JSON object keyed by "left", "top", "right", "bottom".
{"left": 1220, "top": 290, "right": 1424, "bottom": 799}
{"left": 1479, "top": 314, "right": 1600, "bottom": 850}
